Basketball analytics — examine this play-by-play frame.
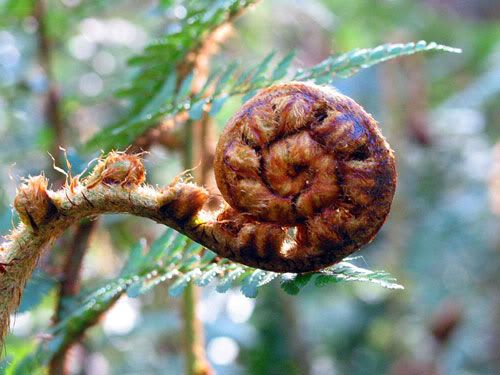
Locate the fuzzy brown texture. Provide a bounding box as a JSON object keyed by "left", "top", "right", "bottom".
{"left": 13, "top": 175, "right": 57, "bottom": 230}
{"left": 85, "top": 151, "right": 146, "bottom": 188}
{"left": 214, "top": 82, "right": 397, "bottom": 272}
{"left": 0, "top": 83, "right": 396, "bottom": 348}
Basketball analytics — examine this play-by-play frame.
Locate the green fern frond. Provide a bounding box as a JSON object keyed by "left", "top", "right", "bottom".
{"left": 86, "top": 41, "right": 460, "bottom": 151}
{"left": 294, "top": 41, "right": 461, "bottom": 81}
{"left": 124, "top": 1, "right": 255, "bottom": 85}
{"left": 111, "top": 0, "right": 257, "bottom": 121}
{"left": 11, "top": 229, "right": 402, "bottom": 372}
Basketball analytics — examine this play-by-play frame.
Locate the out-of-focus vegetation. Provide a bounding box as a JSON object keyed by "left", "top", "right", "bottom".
{"left": 0, "top": 0, "right": 499, "bottom": 374}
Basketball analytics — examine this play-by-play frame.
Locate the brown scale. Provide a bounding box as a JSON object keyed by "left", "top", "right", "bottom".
{"left": 205, "top": 82, "right": 397, "bottom": 272}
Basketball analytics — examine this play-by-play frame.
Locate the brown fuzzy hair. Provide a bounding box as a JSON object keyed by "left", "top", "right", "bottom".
{"left": 211, "top": 82, "right": 397, "bottom": 271}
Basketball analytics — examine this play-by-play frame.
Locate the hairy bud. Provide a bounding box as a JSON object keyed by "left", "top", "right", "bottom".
{"left": 86, "top": 152, "right": 146, "bottom": 189}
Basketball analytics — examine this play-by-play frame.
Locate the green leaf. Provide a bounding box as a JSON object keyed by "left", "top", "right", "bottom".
{"left": 271, "top": 51, "right": 296, "bottom": 81}
{"left": 189, "top": 99, "right": 207, "bottom": 120}
{"left": 197, "top": 67, "right": 222, "bottom": 98}
{"left": 15, "top": 229, "right": 403, "bottom": 372}
{"left": 86, "top": 40, "right": 459, "bottom": 151}
{"left": 249, "top": 50, "right": 276, "bottom": 82}
{"left": 18, "top": 271, "right": 57, "bottom": 313}
{"left": 143, "top": 228, "right": 179, "bottom": 264}
{"left": 85, "top": 0, "right": 258, "bottom": 152}
{"left": 164, "top": 232, "right": 190, "bottom": 263}
{"left": 140, "top": 73, "right": 177, "bottom": 118}
{"left": 232, "top": 64, "right": 256, "bottom": 89}
{"left": 314, "top": 262, "right": 404, "bottom": 290}
{"left": 295, "top": 40, "right": 462, "bottom": 81}
{"left": 168, "top": 269, "right": 202, "bottom": 297}
{"left": 216, "top": 266, "right": 248, "bottom": 293}
{"left": 242, "top": 89, "right": 259, "bottom": 102}
{"left": 176, "top": 72, "right": 195, "bottom": 103}
{"left": 213, "top": 62, "right": 239, "bottom": 96}
{"left": 209, "top": 95, "right": 228, "bottom": 116}
{"left": 194, "top": 264, "right": 223, "bottom": 287}
{"left": 200, "top": 249, "right": 218, "bottom": 263}
{"left": 184, "top": 241, "right": 203, "bottom": 259}
{"left": 280, "top": 273, "right": 314, "bottom": 296}
{"left": 127, "top": 268, "right": 179, "bottom": 298}
{"left": 241, "top": 270, "right": 278, "bottom": 298}
{"left": 120, "top": 239, "right": 146, "bottom": 276}
{"left": 0, "top": 357, "right": 9, "bottom": 371}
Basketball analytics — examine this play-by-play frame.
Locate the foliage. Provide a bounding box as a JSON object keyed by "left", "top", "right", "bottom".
{"left": 87, "top": 40, "right": 460, "bottom": 150}
{"left": 8, "top": 228, "right": 402, "bottom": 372}
{"left": 84, "top": 0, "right": 258, "bottom": 151}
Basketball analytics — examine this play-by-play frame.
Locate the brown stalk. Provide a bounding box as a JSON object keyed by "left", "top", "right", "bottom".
{"left": 34, "top": 0, "right": 65, "bottom": 168}
{"left": 404, "top": 55, "right": 432, "bottom": 146}
{"left": 34, "top": 1, "right": 99, "bottom": 372}
{"left": 49, "top": 219, "right": 97, "bottom": 374}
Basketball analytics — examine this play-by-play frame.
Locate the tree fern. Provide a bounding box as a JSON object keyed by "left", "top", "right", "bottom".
{"left": 86, "top": 41, "right": 460, "bottom": 151}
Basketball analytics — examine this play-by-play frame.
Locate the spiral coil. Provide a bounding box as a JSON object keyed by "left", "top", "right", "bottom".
{"left": 210, "top": 82, "right": 397, "bottom": 272}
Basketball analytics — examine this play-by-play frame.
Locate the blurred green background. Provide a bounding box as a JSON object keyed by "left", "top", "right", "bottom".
{"left": 1, "top": 0, "right": 499, "bottom": 374}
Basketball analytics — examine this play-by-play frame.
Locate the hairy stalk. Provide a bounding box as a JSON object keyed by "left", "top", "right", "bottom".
{"left": 0, "top": 153, "right": 204, "bottom": 348}
{"left": 37, "top": 4, "right": 252, "bottom": 369}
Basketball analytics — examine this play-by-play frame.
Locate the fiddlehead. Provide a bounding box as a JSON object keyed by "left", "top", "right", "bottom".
{"left": 0, "top": 82, "right": 396, "bottom": 346}
{"left": 208, "top": 82, "right": 397, "bottom": 272}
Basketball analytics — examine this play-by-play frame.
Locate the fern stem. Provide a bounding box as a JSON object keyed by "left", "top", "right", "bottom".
{"left": 182, "top": 283, "right": 211, "bottom": 375}
{"left": 181, "top": 111, "right": 211, "bottom": 374}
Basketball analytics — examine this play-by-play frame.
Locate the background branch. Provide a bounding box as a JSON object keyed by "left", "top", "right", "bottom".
{"left": 33, "top": 1, "right": 99, "bottom": 373}
{"left": 49, "top": 219, "right": 97, "bottom": 374}
{"left": 34, "top": 0, "right": 65, "bottom": 167}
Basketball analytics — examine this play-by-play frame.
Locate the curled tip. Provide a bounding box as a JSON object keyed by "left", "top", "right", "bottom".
{"left": 212, "top": 82, "right": 397, "bottom": 272}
